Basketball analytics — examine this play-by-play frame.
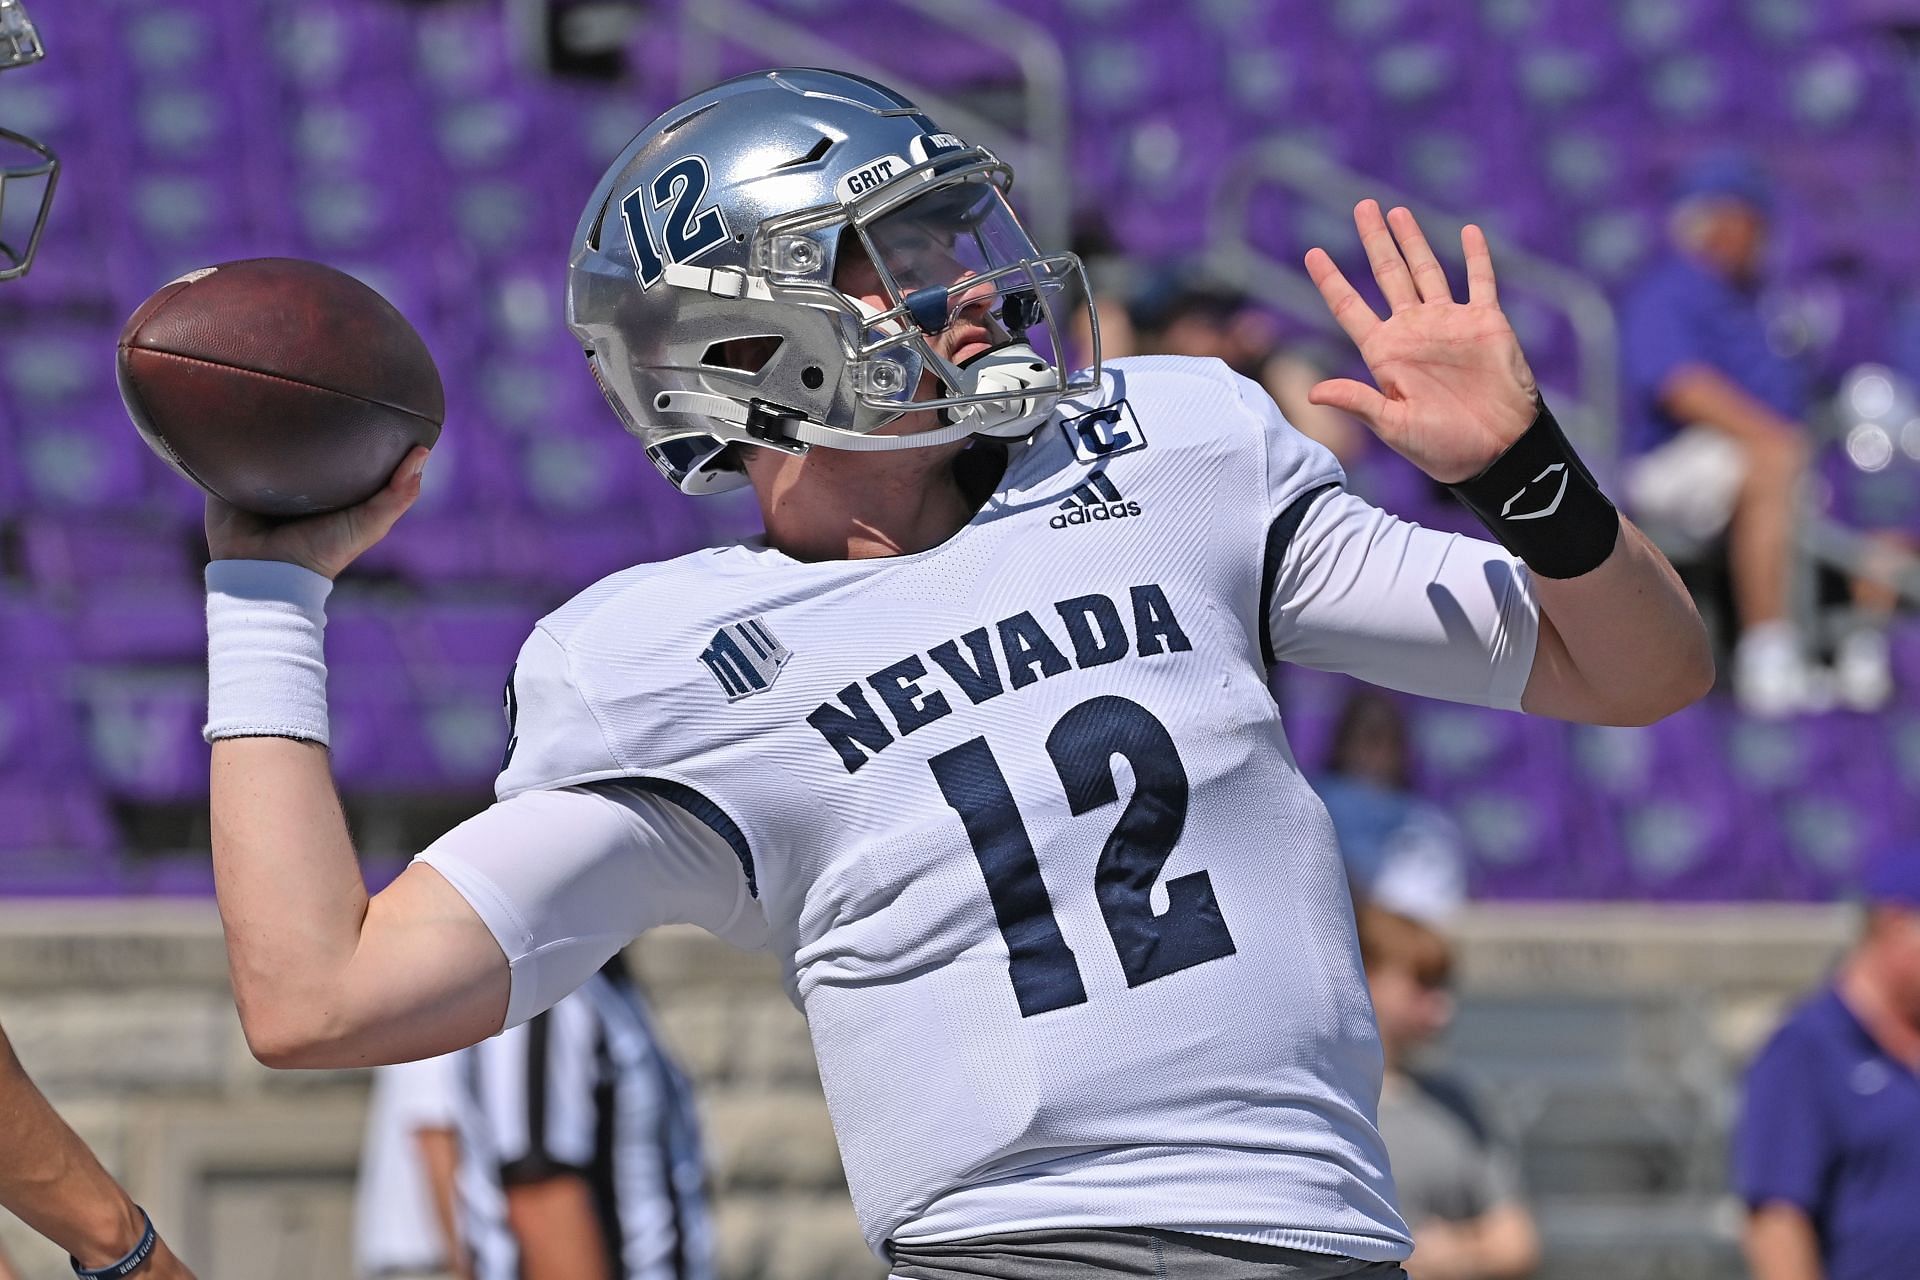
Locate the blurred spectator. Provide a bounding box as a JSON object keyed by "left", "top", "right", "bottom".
{"left": 1734, "top": 845, "right": 1920, "bottom": 1280}
{"left": 1619, "top": 152, "right": 1892, "bottom": 716}
{"left": 0, "top": 1020, "right": 197, "bottom": 1277}
{"left": 1134, "top": 274, "right": 1366, "bottom": 467}
{"left": 356, "top": 1053, "right": 467, "bottom": 1280}
{"left": 1317, "top": 689, "right": 1468, "bottom": 924}
{"left": 1357, "top": 905, "right": 1540, "bottom": 1280}
{"left": 450, "top": 955, "right": 711, "bottom": 1280}
{"left": 1070, "top": 220, "right": 1139, "bottom": 366}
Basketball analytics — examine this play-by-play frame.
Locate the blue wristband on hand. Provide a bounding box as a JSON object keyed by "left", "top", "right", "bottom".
{"left": 71, "top": 1208, "right": 156, "bottom": 1278}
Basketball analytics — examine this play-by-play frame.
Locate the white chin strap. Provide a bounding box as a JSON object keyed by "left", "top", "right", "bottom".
{"left": 653, "top": 342, "right": 1058, "bottom": 454}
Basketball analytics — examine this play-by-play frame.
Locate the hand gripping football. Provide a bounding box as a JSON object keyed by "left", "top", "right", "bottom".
{"left": 117, "top": 258, "right": 444, "bottom": 518}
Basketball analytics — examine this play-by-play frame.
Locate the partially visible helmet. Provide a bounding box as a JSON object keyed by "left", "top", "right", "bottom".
{"left": 0, "top": 0, "right": 56, "bottom": 281}
{"left": 568, "top": 68, "right": 1098, "bottom": 495}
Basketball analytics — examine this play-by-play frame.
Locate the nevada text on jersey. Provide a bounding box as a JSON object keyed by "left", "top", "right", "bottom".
{"left": 480, "top": 357, "right": 1538, "bottom": 1260}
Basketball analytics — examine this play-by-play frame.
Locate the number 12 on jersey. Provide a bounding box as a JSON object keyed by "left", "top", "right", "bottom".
{"left": 927, "top": 695, "right": 1238, "bottom": 1017}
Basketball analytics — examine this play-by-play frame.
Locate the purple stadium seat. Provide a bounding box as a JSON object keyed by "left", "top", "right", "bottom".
{"left": 402, "top": 422, "right": 526, "bottom": 517}
{"left": 1771, "top": 785, "right": 1901, "bottom": 899}
{"left": 14, "top": 406, "right": 156, "bottom": 512}
{"left": 1571, "top": 701, "right": 1730, "bottom": 801}
{"left": 123, "top": 855, "right": 218, "bottom": 897}
{"left": 496, "top": 517, "right": 658, "bottom": 588}
{"left": 0, "top": 784, "right": 116, "bottom": 853}
{"left": 329, "top": 689, "right": 436, "bottom": 792}
{"left": 0, "top": 593, "right": 74, "bottom": 669}
{"left": 411, "top": 3, "right": 517, "bottom": 98}
{"left": 291, "top": 170, "right": 439, "bottom": 257}
{"left": 328, "top": 600, "right": 408, "bottom": 671}
{"left": 285, "top": 93, "right": 440, "bottom": 177}
{"left": 1456, "top": 779, "right": 1611, "bottom": 900}
{"left": 78, "top": 672, "right": 210, "bottom": 802}
{"left": 517, "top": 427, "right": 662, "bottom": 516}
{"left": 470, "top": 342, "right": 606, "bottom": 442}
{"left": 1411, "top": 702, "right": 1571, "bottom": 796}
{"left": 1609, "top": 789, "right": 1766, "bottom": 900}
{"left": 0, "top": 684, "right": 87, "bottom": 781}
{"left": 351, "top": 515, "right": 520, "bottom": 585}
{"left": 0, "top": 786, "right": 120, "bottom": 895}
{"left": 70, "top": 587, "right": 208, "bottom": 666}
{"left": 403, "top": 601, "right": 538, "bottom": 684}
{"left": 266, "top": 2, "right": 418, "bottom": 93}
{"left": 415, "top": 692, "right": 514, "bottom": 787}
{"left": 17, "top": 514, "right": 206, "bottom": 594}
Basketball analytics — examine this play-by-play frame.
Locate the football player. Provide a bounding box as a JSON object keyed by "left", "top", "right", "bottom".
{"left": 201, "top": 71, "right": 1710, "bottom": 1278}
{"left": 1, "top": 16, "right": 195, "bottom": 1279}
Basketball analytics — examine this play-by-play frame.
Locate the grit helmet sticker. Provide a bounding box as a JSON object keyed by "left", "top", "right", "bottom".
{"left": 836, "top": 155, "right": 908, "bottom": 204}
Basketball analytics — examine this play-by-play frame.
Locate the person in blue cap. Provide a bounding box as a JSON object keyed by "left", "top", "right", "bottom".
{"left": 1619, "top": 152, "right": 1890, "bottom": 717}
{"left": 1733, "top": 845, "right": 1920, "bottom": 1280}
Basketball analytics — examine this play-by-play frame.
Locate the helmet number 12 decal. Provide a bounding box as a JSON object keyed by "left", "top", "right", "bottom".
{"left": 620, "top": 155, "right": 732, "bottom": 290}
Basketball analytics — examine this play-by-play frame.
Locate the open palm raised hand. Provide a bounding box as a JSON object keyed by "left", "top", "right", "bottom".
{"left": 1305, "top": 200, "right": 1539, "bottom": 484}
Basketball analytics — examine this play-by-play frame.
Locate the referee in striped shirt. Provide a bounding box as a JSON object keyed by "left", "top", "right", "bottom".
{"left": 452, "top": 955, "right": 712, "bottom": 1280}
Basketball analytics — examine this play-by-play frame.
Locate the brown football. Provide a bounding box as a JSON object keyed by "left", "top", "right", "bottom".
{"left": 117, "top": 258, "right": 445, "bottom": 518}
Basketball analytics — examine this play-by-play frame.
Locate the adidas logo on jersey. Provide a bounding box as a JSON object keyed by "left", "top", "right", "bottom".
{"left": 1050, "top": 471, "right": 1142, "bottom": 529}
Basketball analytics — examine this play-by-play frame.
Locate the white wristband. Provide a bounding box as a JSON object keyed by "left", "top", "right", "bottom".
{"left": 204, "top": 560, "right": 334, "bottom": 746}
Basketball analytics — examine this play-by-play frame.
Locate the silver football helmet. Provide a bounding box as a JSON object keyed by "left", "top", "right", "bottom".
{"left": 0, "top": 0, "right": 56, "bottom": 281}
{"left": 568, "top": 68, "right": 1098, "bottom": 495}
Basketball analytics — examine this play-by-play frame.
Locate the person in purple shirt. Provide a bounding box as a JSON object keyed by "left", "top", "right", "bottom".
{"left": 1734, "top": 845, "right": 1920, "bottom": 1280}
{"left": 1619, "top": 154, "right": 1893, "bottom": 717}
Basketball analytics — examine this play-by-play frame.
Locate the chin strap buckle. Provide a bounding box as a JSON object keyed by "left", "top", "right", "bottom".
{"left": 742, "top": 400, "right": 808, "bottom": 449}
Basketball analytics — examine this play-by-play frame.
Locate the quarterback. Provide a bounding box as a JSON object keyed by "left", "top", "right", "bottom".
{"left": 202, "top": 72, "right": 1709, "bottom": 1277}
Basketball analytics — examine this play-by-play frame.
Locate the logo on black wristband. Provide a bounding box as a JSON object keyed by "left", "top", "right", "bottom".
{"left": 1500, "top": 463, "right": 1569, "bottom": 522}
{"left": 1448, "top": 401, "right": 1619, "bottom": 579}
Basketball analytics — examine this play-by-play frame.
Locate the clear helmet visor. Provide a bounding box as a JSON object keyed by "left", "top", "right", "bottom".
{"left": 847, "top": 179, "right": 1090, "bottom": 401}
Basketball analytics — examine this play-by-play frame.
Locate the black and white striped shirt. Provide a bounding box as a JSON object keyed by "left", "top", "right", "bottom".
{"left": 453, "top": 960, "right": 711, "bottom": 1280}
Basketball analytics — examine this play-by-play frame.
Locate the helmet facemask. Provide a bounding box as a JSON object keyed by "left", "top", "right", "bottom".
{"left": 0, "top": 0, "right": 56, "bottom": 282}
{"left": 753, "top": 152, "right": 1099, "bottom": 454}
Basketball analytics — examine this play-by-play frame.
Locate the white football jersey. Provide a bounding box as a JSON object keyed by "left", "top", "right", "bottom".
{"left": 420, "top": 356, "right": 1540, "bottom": 1263}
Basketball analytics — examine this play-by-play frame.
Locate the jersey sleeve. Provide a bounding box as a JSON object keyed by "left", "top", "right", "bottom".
{"left": 415, "top": 785, "right": 769, "bottom": 1030}
{"left": 1265, "top": 488, "right": 1540, "bottom": 712}
{"left": 495, "top": 624, "right": 629, "bottom": 801}
{"left": 1243, "top": 368, "right": 1349, "bottom": 522}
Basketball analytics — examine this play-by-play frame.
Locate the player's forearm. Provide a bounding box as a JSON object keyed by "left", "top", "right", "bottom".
{"left": 0, "top": 1030, "right": 150, "bottom": 1265}
{"left": 210, "top": 736, "right": 374, "bottom": 1065}
{"left": 1745, "top": 1205, "right": 1825, "bottom": 1280}
{"left": 1522, "top": 517, "right": 1714, "bottom": 725}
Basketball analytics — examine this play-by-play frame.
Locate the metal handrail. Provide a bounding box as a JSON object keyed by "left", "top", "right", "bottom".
{"left": 676, "top": 0, "right": 1072, "bottom": 252}
{"left": 1206, "top": 138, "right": 1622, "bottom": 467}
{"left": 1799, "top": 514, "right": 1920, "bottom": 608}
